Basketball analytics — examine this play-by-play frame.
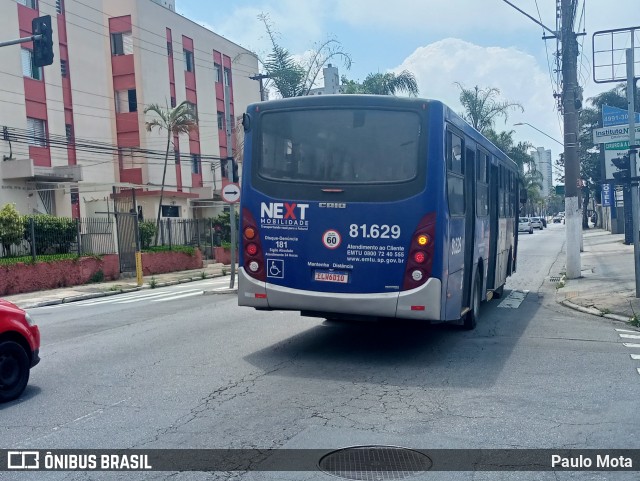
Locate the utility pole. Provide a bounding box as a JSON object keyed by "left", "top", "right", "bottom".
{"left": 224, "top": 69, "right": 236, "bottom": 289}
{"left": 561, "top": 0, "right": 581, "bottom": 279}
{"left": 249, "top": 73, "right": 269, "bottom": 101}
{"left": 627, "top": 44, "right": 640, "bottom": 296}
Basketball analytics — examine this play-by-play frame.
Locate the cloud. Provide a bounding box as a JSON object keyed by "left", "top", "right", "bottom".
{"left": 394, "top": 38, "right": 563, "bottom": 153}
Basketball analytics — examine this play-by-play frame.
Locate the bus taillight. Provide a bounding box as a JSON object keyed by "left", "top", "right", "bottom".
{"left": 242, "top": 207, "right": 266, "bottom": 282}
{"left": 244, "top": 227, "right": 256, "bottom": 240}
{"left": 402, "top": 212, "right": 436, "bottom": 291}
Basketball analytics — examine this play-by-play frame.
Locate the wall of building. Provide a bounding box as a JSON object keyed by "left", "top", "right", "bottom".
{"left": 0, "top": 0, "right": 259, "bottom": 222}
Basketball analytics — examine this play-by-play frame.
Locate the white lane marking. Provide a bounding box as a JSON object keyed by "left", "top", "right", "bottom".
{"left": 616, "top": 329, "right": 639, "bottom": 333}
{"left": 637, "top": 368, "right": 640, "bottom": 376}
{"left": 151, "top": 291, "right": 203, "bottom": 302}
{"left": 115, "top": 289, "right": 200, "bottom": 304}
{"left": 632, "top": 354, "right": 640, "bottom": 360}
{"left": 619, "top": 333, "right": 640, "bottom": 340}
{"left": 623, "top": 343, "right": 640, "bottom": 348}
{"left": 497, "top": 290, "right": 529, "bottom": 309}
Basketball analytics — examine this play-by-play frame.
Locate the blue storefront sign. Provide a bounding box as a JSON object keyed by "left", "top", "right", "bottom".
{"left": 601, "top": 183, "right": 612, "bottom": 207}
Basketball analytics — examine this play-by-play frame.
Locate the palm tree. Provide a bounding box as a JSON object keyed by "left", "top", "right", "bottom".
{"left": 342, "top": 70, "right": 419, "bottom": 96}
{"left": 144, "top": 100, "right": 198, "bottom": 244}
{"left": 455, "top": 84, "right": 523, "bottom": 134}
{"left": 258, "top": 13, "right": 351, "bottom": 98}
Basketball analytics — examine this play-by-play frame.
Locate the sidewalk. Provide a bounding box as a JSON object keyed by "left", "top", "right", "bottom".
{"left": 557, "top": 229, "right": 640, "bottom": 323}
{"left": 6, "top": 229, "right": 638, "bottom": 321}
{"left": 3, "top": 262, "right": 235, "bottom": 310}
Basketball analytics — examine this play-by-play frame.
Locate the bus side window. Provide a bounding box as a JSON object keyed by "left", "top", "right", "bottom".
{"left": 446, "top": 130, "right": 465, "bottom": 216}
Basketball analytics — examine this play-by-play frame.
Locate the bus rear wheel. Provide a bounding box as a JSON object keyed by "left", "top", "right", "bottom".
{"left": 463, "top": 273, "right": 481, "bottom": 330}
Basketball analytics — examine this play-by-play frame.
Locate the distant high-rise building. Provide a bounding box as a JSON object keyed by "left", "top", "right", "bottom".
{"left": 308, "top": 64, "right": 343, "bottom": 95}
{"left": 531, "top": 147, "right": 553, "bottom": 198}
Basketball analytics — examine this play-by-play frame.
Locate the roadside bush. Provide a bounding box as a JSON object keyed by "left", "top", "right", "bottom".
{"left": 23, "top": 215, "right": 76, "bottom": 255}
{"left": 139, "top": 221, "right": 157, "bottom": 249}
{"left": 0, "top": 203, "right": 23, "bottom": 256}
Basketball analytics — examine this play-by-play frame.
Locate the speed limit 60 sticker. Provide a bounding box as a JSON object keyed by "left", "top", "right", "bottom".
{"left": 322, "top": 229, "right": 342, "bottom": 249}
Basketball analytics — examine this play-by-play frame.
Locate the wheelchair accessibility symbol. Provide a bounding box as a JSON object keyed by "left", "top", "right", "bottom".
{"left": 267, "top": 259, "right": 284, "bottom": 279}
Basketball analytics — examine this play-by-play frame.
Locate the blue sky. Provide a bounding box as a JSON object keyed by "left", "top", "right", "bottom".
{"left": 177, "top": 0, "right": 639, "bottom": 176}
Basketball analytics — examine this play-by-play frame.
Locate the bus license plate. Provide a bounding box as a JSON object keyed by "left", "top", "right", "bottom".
{"left": 314, "top": 270, "right": 349, "bottom": 283}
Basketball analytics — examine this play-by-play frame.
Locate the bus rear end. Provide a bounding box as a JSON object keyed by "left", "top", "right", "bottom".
{"left": 238, "top": 96, "right": 444, "bottom": 321}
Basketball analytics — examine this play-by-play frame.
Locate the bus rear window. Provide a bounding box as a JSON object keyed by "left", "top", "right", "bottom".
{"left": 258, "top": 109, "right": 421, "bottom": 184}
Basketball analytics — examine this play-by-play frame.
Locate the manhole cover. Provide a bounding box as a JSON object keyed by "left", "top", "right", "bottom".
{"left": 318, "top": 445, "right": 432, "bottom": 480}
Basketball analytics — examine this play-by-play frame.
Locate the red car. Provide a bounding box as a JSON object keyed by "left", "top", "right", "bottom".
{"left": 0, "top": 300, "right": 40, "bottom": 402}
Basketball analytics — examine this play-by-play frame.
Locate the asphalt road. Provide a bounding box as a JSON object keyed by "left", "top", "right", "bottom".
{"left": 3, "top": 223, "right": 640, "bottom": 480}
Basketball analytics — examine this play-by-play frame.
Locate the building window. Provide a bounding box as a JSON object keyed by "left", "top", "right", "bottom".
{"left": 17, "top": 0, "right": 37, "bottom": 8}
{"left": 191, "top": 154, "right": 201, "bottom": 174}
{"left": 217, "top": 112, "right": 224, "bottom": 130}
{"left": 111, "top": 31, "right": 133, "bottom": 56}
{"left": 170, "top": 96, "right": 176, "bottom": 108}
{"left": 21, "top": 48, "right": 42, "bottom": 80}
{"left": 214, "top": 63, "right": 221, "bottom": 83}
{"left": 27, "top": 117, "right": 46, "bottom": 147}
{"left": 223, "top": 67, "right": 231, "bottom": 86}
{"left": 65, "top": 124, "right": 73, "bottom": 142}
{"left": 184, "top": 49, "right": 194, "bottom": 72}
{"left": 115, "top": 89, "right": 137, "bottom": 113}
{"left": 55, "top": 0, "right": 64, "bottom": 13}
{"left": 161, "top": 205, "right": 180, "bottom": 218}
{"left": 174, "top": 149, "right": 180, "bottom": 164}
{"left": 167, "top": 41, "right": 172, "bottom": 56}
{"left": 60, "top": 59, "right": 68, "bottom": 77}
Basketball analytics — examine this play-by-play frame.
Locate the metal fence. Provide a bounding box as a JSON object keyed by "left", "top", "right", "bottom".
{"left": 1, "top": 217, "right": 117, "bottom": 260}
{"left": 154, "top": 218, "right": 220, "bottom": 249}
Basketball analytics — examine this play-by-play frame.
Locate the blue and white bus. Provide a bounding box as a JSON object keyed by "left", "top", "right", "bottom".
{"left": 237, "top": 95, "right": 521, "bottom": 329}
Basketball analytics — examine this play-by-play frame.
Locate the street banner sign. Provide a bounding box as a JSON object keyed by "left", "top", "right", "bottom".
{"left": 592, "top": 125, "right": 640, "bottom": 144}
{"left": 603, "top": 105, "right": 640, "bottom": 126}
{"left": 221, "top": 183, "right": 240, "bottom": 203}
{"left": 601, "top": 106, "right": 640, "bottom": 180}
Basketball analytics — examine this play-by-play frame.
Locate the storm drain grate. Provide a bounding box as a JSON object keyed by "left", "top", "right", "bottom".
{"left": 318, "top": 445, "right": 432, "bottom": 480}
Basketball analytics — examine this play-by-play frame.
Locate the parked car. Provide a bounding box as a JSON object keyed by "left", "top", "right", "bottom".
{"left": 530, "top": 217, "right": 544, "bottom": 230}
{"left": 518, "top": 217, "right": 533, "bottom": 234}
{"left": 553, "top": 216, "right": 562, "bottom": 223}
{"left": 0, "top": 300, "right": 40, "bottom": 402}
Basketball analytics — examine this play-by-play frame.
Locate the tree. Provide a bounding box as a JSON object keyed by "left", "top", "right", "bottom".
{"left": 144, "top": 100, "right": 198, "bottom": 244}
{"left": 484, "top": 129, "right": 536, "bottom": 173}
{"left": 555, "top": 84, "right": 634, "bottom": 228}
{"left": 259, "top": 14, "right": 351, "bottom": 98}
{"left": 0, "top": 203, "right": 23, "bottom": 256}
{"left": 342, "top": 70, "right": 419, "bottom": 96}
{"left": 455, "top": 84, "right": 523, "bottom": 134}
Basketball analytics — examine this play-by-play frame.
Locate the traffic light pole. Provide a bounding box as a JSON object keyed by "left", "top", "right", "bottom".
{"left": 0, "top": 34, "right": 42, "bottom": 48}
{"left": 626, "top": 47, "right": 640, "bottom": 297}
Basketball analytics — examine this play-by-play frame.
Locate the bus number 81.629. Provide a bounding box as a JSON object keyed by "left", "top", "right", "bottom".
{"left": 349, "top": 224, "right": 401, "bottom": 239}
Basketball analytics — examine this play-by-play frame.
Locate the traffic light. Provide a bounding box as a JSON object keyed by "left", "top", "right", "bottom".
{"left": 612, "top": 154, "right": 631, "bottom": 182}
{"left": 221, "top": 158, "right": 239, "bottom": 182}
{"left": 32, "top": 15, "right": 54, "bottom": 68}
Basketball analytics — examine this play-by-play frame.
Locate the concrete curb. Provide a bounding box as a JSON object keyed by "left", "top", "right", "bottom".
{"left": 560, "top": 299, "right": 632, "bottom": 323}
{"left": 204, "top": 288, "right": 237, "bottom": 295}
{"left": 23, "top": 272, "right": 227, "bottom": 309}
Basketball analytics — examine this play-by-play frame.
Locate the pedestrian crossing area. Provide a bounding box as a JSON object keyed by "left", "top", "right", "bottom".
{"left": 497, "top": 289, "right": 529, "bottom": 308}
{"left": 41, "top": 288, "right": 204, "bottom": 309}
{"left": 616, "top": 328, "right": 640, "bottom": 376}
